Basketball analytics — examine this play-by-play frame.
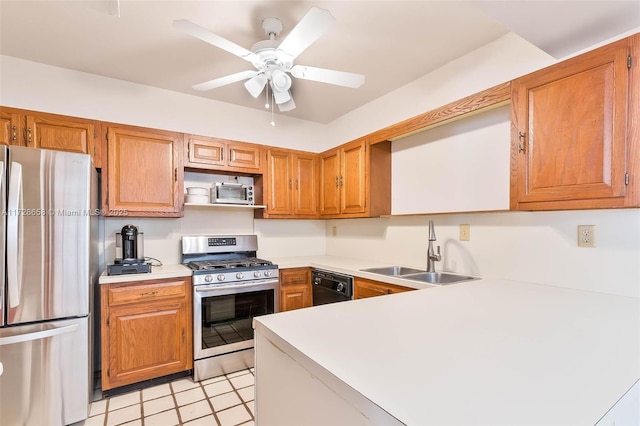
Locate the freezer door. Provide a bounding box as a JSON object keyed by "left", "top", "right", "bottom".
{"left": 0, "top": 317, "right": 90, "bottom": 425}
{"left": 0, "top": 147, "right": 6, "bottom": 327}
{"left": 7, "top": 146, "right": 92, "bottom": 324}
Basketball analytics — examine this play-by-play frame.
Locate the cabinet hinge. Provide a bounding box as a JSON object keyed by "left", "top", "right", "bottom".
{"left": 105, "top": 131, "right": 109, "bottom": 142}
{"left": 107, "top": 368, "right": 110, "bottom": 377}
{"left": 628, "top": 55, "right": 632, "bottom": 69}
{"left": 106, "top": 317, "right": 110, "bottom": 327}
{"left": 93, "top": 129, "right": 97, "bottom": 139}
{"left": 625, "top": 172, "right": 629, "bottom": 185}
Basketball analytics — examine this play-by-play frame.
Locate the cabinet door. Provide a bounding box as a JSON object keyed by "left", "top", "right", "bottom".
{"left": 227, "top": 142, "right": 262, "bottom": 172}
{"left": 354, "top": 278, "right": 389, "bottom": 299}
{"left": 265, "top": 149, "right": 293, "bottom": 215}
{"left": 340, "top": 141, "right": 366, "bottom": 214}
{"left": 0, "top": 110, "right": 20, "bottom": 146}
{"left": 185, "top": 135, "right": 225, "bottom": 168}
{"left": 511, "top": 38, "right": 630, "bottom": 209}
{"left": 106, "top": 126, "right": 183, "bottom": 216}
{"left": 281, "top": 284, "right": 312, "bottom": 311}
{"left": 320, "top": 149, "right": 341, "bottom": 215}
{"left": 26, "top": 114, "right": 95, "bottom": 155}
{"left": 293, "top": 153, "right": 318, "bottom": 216}
{"left": 104, "top": 299, "right": 191, "bottom": 389}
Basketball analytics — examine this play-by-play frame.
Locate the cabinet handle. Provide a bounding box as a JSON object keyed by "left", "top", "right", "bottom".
{"left": 182, "top": 328, "right": 185, "bottom": 344}
{"left": 174, "top": 168, "right": 177, "bottom": 182}
{"left": 139, "top": 291, "right": 158, "bottom": 297}
{"left": 518, "top": 131, "right": 526, "bottom": 153}
{"left": 289, "top": 178, "right": 292, "bottom": 189}
{"left": 335, "top": 176, "right": 339, "bottom": 188}
{"left": 221, "top": 149, "right": 224, "bottom": 162}
{"left": 27, "top": 128, "right": 32, "bottom": 144}
{"left": 11, "top": 126, "right": 16, "bottom": 142}
{"left": 340, "top": 175, "right": 344, "bottom": 187}
{"left": 295, "top": 178, "right": 298, "bottom": 190}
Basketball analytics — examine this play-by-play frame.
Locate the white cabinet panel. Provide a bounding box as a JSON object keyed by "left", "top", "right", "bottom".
{"left": 391, "top": 105, "right": 510, "bottom": 215}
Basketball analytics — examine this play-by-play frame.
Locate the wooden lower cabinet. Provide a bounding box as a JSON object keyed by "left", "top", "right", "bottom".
{"left": 354, "top": 277, "right": 414, "bottom": 299}
{"left": 280, "top": 268, "right": 312, "bottom": 311}
{"left": 101, "top": 277, "right": 193, "bottom": 391}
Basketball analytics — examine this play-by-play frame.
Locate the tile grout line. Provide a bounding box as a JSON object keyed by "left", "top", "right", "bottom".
{"left": 226, "top": 370, "right": 255, "bottom": 423}
{"left": 200, "top": 379, "right": 223, "bottom": 426}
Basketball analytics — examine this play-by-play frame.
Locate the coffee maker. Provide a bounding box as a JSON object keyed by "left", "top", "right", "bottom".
{"left": 107, "top": 224, "right": 152, "bottom": 275}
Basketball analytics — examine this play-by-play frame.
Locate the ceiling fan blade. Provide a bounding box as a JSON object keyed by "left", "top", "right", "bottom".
{"left": 173, "top": 19, "right": 260, "bottom": 63}
{"left": 276, "top": 7, "right": 335, "bottom": 61}
{"left": 192, "top": 70, "right": 258, "bottom": 91}
{"left": 272, "top": 86, "right": 292, "bottom": 105}
{"left": 277, "top": 96, "right": 296, "bottom": 112}
{"left": 290, "top": 65, "right": 364, "bottom": 88}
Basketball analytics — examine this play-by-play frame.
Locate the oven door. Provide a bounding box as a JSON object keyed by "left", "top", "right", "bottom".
{"left": 193, "top": 279, "right": 279, "bottom": 361}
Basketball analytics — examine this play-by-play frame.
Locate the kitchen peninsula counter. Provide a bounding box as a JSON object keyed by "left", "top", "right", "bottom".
{"left": 254, "top": 278, "right": 640, "bottom": 425}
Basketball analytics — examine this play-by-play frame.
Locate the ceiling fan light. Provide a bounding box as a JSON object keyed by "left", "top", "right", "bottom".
{"left": 272, "top": 87, "right": 291, "bottom": 104}
{"left": 271, "top": 70, "right": 292, "bottom": 92}
{"left": 244, "top": 74, "right": 268, "bottom": 98}
{"left": 277, "top": 97, "right": 296, "bottom": 112}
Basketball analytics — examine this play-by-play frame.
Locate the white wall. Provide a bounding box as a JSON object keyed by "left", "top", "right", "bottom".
{"left": 326, "top": 32, "right": 555, "bottom": 146}
{"left": 103, "top": 210, "right": 325, "bottom": 265}
{"left": 326, "top": 210, "right": 640, "bottom": 298}
{"left": 0, "top": 55, "right": 328, "bottom": 152}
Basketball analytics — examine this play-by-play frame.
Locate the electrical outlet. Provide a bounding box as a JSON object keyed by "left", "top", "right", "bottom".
{"left": 459, "top": 224, "right": 470, "bottom": 241}
{"left": 577, "top": 225, "right": 595, "bottom": 248}
{"left": 331, "top": 226, "right": 337, "bottom": 237}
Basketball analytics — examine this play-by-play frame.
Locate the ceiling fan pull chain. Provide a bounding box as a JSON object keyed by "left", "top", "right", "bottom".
{"left": 270, "top": 92, "right": 276, "bottom": 127}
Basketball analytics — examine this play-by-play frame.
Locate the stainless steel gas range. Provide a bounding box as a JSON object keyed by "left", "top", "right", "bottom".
{"left": 182, "top": 235, "right": 279, "bottom": 382}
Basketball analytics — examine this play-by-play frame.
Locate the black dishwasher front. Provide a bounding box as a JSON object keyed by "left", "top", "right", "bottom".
{"left": 312, "top": 269, "right": 353, "bottom": 306}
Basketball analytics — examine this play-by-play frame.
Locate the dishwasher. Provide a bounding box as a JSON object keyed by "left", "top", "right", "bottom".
{"left": 312, "top": 269, "right": 353, "bottom": 305}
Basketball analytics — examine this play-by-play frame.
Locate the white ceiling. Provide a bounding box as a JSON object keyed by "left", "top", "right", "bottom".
{"left": 0, "top": 1, "right": 638, "bottom": 124}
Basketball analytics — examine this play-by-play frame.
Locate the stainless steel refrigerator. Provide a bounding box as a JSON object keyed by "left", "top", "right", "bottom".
{"left": 0, "top": 146, "right": 98, "bottom": 425}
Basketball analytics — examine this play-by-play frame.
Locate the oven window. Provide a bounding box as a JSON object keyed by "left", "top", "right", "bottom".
{"left": 200, "top": 289, "right": 274, "bottom": 349}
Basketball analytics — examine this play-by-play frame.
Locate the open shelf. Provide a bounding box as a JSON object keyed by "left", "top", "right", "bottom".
{"left": 184, "top": 203, "right": 266, "bottom": 209}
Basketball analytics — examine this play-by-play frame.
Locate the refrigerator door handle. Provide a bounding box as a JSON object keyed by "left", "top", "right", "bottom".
{"left": 0, "top": 323, "right": 78, "bottom": 346}
{"left": 7, "top": 162, "right": 23, "bottom": 308}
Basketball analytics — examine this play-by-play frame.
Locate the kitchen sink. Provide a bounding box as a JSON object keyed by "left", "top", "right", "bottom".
{"left": 360, "top": 266, "right": 425, "bottom": 276}
{"left": 401, "top": 272, "right": 478, "bottom": 285}
{"left": 360, "top": 266, "right": 478, "bottom": 286}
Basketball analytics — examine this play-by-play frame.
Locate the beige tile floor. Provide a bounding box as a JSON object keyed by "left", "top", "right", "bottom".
{"left": 80, "top": 369, "right": 255, "bottom": 426}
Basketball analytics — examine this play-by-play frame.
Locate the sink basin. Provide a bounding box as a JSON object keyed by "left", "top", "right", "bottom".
{"left": 360, "top": 266, "right": 425, "bottom": 276}
{"left": 401, "top": 272, "right": 478, "bottom": 285}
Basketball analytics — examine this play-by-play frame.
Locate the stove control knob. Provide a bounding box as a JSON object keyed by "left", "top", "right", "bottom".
{"left": 264, "top": 270, "right": 272, "bottom": 277}
{"left": 217, "top": 274, "right": 225, "bottom": 281}
{"left": 236, "top": 272, "right": 244, "bottom": 280}
{"left": 253, "top": 271, "right": 261, "bottom": 278}
{"left": 204, "top": 275, "right": 213, "bottom": 283}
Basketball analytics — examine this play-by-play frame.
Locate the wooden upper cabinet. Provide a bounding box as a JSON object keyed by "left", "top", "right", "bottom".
{"left": 0, "top": 107, "right": 102, "bottom": 166}
{"left": 265, "top": 149, "right": 292, "bottom": 215}
{"left": 293, "top": 152, "right": 318, "bottom": 216}
{"left": 320, "top": 139, "right": 391, "bottom": 218}
{"left": 511, "top": 35, "right": 637, "bottom": 210}
{"left": 320, "top": 149, "right": 341, "bottom": 215}
{"left": 260, "top": 148, "right": 318, "bottom": 218}
{"left": 340, "top": 140, "right": 367, "bottom": 215}
{"left": 105, "top": 125, "right": 184, "bottom": 217}
{"left": 0, "top": 109, "right": 20, "bottom": 146}
{"left": 184, "top": 134, "right": 262, "bottom": 173}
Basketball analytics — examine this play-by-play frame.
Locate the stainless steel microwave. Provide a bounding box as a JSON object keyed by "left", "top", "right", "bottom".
{"left": 211, "top": 182, "right": 254, "bottom": 205}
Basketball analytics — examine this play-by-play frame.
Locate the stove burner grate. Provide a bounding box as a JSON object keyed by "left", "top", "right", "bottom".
{"left": 187, "top": 258, "right": 273, "bottom": 271}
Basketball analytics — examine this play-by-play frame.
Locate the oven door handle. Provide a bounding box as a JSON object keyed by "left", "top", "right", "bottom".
{"left": 194, "top": 279, "right": 279, "bottom": 294}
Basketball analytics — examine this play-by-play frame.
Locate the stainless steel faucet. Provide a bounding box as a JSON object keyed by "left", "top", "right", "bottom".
{"left": 427, "top": 220, "right": 441, "bottom": 272}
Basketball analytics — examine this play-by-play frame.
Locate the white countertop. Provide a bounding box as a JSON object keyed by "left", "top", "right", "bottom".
{"left": 98, "top": 264, "right": 192, "bottom": 284}
{"left": 255, "top": 278, "right": 640, "bottom": 425}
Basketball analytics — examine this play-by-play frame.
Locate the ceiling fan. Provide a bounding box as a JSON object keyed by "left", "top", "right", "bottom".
{"left": 173, "top": 7, "right": 365, "bottom": 112}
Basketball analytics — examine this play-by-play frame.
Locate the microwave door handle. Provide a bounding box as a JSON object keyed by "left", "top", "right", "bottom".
{"left": 220, "top": 182, "right": 242, "bottom": 187}
{"left": 7, "top": 162, "right": 23, "bottom": 309}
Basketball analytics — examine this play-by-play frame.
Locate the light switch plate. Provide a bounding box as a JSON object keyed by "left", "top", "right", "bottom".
{"left": 459, "top": 224, "right": 470, "bottom": 241}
